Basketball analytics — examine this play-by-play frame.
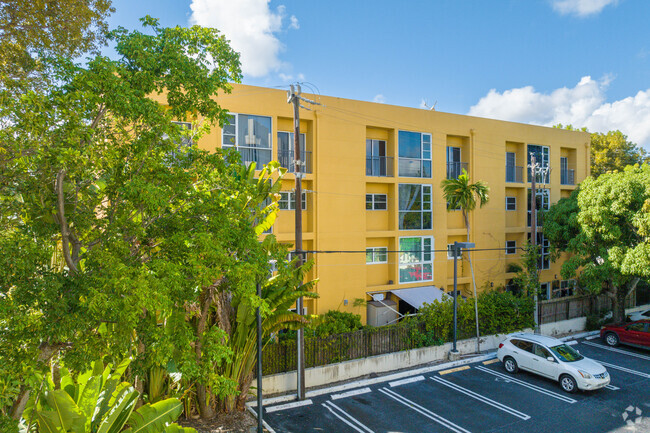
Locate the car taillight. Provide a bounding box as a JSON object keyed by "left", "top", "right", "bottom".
{"left": 498, "top": 343, "right": 504, "bottom": 349}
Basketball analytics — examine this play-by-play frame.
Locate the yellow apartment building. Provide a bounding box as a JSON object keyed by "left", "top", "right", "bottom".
{"left": 194, "top": 84, "right": 590, "bottom": 325}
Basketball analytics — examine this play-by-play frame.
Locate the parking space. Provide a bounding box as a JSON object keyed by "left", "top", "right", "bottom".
{"left": 255, "top": 335, "right": 650, "bottom": 433}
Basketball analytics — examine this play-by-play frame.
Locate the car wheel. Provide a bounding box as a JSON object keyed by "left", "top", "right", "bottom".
{"left": 503, "top": 356, "right": 519, "bottom": 374}
{"left": 605, "top": 332, "right": 620, "bottom": 347}
{"left": 560, "top": 374, "right": 577, "bottom": 393}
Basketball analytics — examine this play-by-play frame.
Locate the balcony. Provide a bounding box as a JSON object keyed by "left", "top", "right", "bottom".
{"left": 278, "top": 150, "right": 313, "bottom": 174}
{"left": 446, "top": 161, "right": 468, "bottom": 179}
{"left": 366, "top": 156, "right": 394, "bottom": 177}
{"left": 506, "top": 165, "right": 524, "bottom": 183}
{"left": 560, "top": 168, "right": 575, "bottom": 185}
{"left": 224, "top": 146, "right": 272, "bottom": 168}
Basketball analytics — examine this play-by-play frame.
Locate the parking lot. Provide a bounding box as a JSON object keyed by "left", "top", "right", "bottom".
{"left": 252, "top": 335, "right": 650, "bottom": 432}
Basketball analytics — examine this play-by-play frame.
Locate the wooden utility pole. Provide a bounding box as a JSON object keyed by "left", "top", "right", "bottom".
{"left": 288, "top": 84, "right": 305, "bottom": 400}
{"left": 529, "top": 153, "right": 539, "bottom": 332}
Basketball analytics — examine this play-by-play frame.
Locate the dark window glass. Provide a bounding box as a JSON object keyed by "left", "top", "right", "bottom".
{"left": 398, "top": 131, "right": 422, "bottom": 158}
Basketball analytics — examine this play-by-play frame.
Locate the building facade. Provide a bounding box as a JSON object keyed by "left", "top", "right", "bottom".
{"left": 194, "top": 84, "right": 590, "bottom": 325}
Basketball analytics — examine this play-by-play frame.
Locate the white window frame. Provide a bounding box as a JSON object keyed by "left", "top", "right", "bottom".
{"left": 279, "top": 191, "right": 307, "bottom": 210}
{"left": 398, "top": 236, "right": 434, "bottom": 283}
{"left": 505, "top": 240, "right": 517, "bottom": 255}
{"left": 366, "top": 247, "right": 388, "bottom": 264}
{"left": 366, "top": 194, "right": 388, "bottom": 210}
{"left": 505, "top": 196, "right": 517, "bottom": 211}
{"left": 222, "top": 112, "right": 273, "bottom": 166}
{"left": 527, "top": 144, "right": 550, "bottom": 183}
{"left": 398, "top": 184, "right": 432, "bottom": 230}
{"left": 527, "top": 188, "right": 550, "bottom": 227}
{"left": 398, "top": 130, "right": 432, "bottom": 178}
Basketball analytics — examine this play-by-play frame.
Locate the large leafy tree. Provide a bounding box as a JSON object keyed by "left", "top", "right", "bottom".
{"left": 0, "top": 0, "right": 114, "bottom": 91}
{"left": 441, "top": 169, "right": 489, "bottom": 348}
{"left": 0, "top": 15, "right": 296, "bottom": 426}
{"left": 544, "top": 166, "right": 650, "bottom": 322}
{"left": 554, "top": 124, "right": 647, "bottom": 177}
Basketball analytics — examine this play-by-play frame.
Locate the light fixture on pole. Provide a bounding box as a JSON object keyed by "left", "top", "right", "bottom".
{"left": 451, "top": 241, "right": 475, "bottom": 357}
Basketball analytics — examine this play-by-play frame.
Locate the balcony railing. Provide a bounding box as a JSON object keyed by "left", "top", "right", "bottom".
{"left": 366, "top": 156, "right": 394, "bottom": 177}
{"left": 224, "top": 146, "right": 272, "bottom": 168}
{"left": 560, "top": 169, "right": 575, "bottom": 185}
{"left": 446, "top": 161, "right": 468, "bottom": 179}
{"left": 506, "top": 165, "right": 524, "bottom": 183}
{"left": 278, "top": 150, "right": 313, "bottom": 174}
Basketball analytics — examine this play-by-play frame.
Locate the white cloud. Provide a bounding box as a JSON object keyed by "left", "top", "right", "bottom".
{"left": 551, "top": 0, "right": 617, "bottom": 17}
{"left": 189, "top": 0, "right": 298, "bottom": 77}
{"left": 373, "top": 94, "right": 386, "bottom": 104}
{"left": 468, "top": 76, "right": 650, "bottom": 149}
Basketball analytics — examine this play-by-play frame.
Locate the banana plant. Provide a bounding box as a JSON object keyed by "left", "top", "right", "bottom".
{"left": 20, "top": 359, "right": 195, "bottom": 433}
{"left": 221, "top": 256, "right": 318, "bottom": 412}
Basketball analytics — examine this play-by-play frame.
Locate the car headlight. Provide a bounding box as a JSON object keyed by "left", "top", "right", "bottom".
{"left": 578, "top": 370, "right": 593, "bottom": 379}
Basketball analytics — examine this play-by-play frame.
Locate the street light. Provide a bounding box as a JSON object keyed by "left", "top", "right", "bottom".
{"left": 451, "top": 241, "right": 475, "bottom": 355}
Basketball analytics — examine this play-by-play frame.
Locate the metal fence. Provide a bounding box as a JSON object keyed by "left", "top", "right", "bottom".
{"left": 262, "top": 321, "right": 430, "bottom": 376}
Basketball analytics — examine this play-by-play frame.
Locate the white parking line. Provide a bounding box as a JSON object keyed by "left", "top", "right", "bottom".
{"left": 585, "top": 335, "right": 599, "bottom": 340}
{"left": 580, "top": 341, "right": 650, "bottom": 361}
{"left": 378, "top": 388, "right": 471, "bottom": 433}
{"left": 596, "top": 361, "right": 650, "bottom": 379}
{"left": 322, "top": 401, "right": 375, "bottom": 433}
{"left": 430, "top": 376, "right": 531, "bottom": 420}
{"left": 389, "top": 375, "right": 425, "bottom": 387}
{"left": 265, "top": 399, "right": 313, "bottom": 413}
{"left": 605, "top": 384, "right": 620, "bottom": 390}
{"left": 331, "top": 387, "right": 372, "bottom": 400}
{"left": 474, "top": 366, "right": 577, "bottom": 404}
{"left": 565, "top": 340, "right": 578, "bottom": 346}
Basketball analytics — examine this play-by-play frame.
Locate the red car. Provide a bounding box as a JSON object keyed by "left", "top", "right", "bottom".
{"left": 600, "top": 319, "right": 650, "bottom": 349}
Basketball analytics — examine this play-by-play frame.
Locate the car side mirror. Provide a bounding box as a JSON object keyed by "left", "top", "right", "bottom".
{"left": 546, "top": 356, "right": 555, "bottom": 362}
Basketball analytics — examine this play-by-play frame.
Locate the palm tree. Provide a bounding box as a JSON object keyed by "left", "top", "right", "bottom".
{"left": 441, "top": 169, "right": 489, "bottom": 243}
{"left": 441, "top": 169, "right": 489, "bottom": 352}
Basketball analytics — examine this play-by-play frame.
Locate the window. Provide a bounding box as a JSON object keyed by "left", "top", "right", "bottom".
{"left": 527, "top": 188, "right": 549, "bottom": 227}
{"left": 277, "top": 131, "right": 308, "bottom": 173}
{"left": 560, "top": 156, "right": 574, "bottom": 185}
{"left": 367, "top": 139, "right": 389, "bottom": 176}
{"left": 366, "top": 247, "right": 388, "bottom": 264}
{"left": 366, "top": 194, "right": 387, "bottom": 210}
{"left": 165, "top": 122, "right": 193, "bottom": 163}
{"left": 505, "top": 241, "right": 517, "bottom": 255}
{"left": 627, "top": 322, "right": 645, "bottom": 332}
{"left": 506, "top": 196, "right": 517, "bottom": 211}
{"left": 511, "top": 339, "right": 533, "bottom": 353}
{"left": 398, "top": 131, "right": 432, "bottom": 178}
{"left": 534, "top": 344, "right": 552, "bottom": 359}
{"left": 398, "top": 184, "right": 432, "bottom": 230}
{"left": 447, "top": 244, "right": 462, "bottom": 259}
{"left": 540, "top": 282, "right": 551, "bottom": 300}
{"left": 399, "top": 237, "right": 433, "bottom": 283}
{"left": 279, "top": 191, "right": 306, "bottom": 210}
{"left": 505, "top": 152, "right": 522, "bottom": 183}
{"left": 552, "top": 279, "right": 576, "bottom": 298}
{"left": 222, "top": 113, "right": 272, "bottom": 167}
{"left": 527, "top": 144, "right": 550, "bottom": 183}
{"left": 528, "top": 232, "right": 550, "bottom": 270}
{"left": 446, "top": 147, "right": 465, "bottom": 179}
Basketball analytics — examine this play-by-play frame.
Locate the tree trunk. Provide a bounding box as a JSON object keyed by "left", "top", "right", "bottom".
{"left": 611, "top": 278, "right": 640, "bottom": 323}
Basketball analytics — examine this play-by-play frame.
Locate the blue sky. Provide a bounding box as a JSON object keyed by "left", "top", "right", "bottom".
{"left": 106, "top": 0, "right": 650, "bottom": 148}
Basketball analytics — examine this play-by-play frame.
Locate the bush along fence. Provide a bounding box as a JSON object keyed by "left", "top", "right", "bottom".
{"left": 262, "top": 290, "right": 534, "bottom": 376}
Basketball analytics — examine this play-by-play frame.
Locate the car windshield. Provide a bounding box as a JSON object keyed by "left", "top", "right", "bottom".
{"left": 549, "top": 344, "right": 584, "bottom": 362}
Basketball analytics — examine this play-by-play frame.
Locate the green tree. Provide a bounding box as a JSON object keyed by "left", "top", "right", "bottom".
{"left": 0, "top": 16, "right": 274, "bottom": 425}
{"left": 0, "top": 0, "right": 114, "bottom": 91}
{"left": 554, "top": 124, "right": 647, "bottom": 177}
{"left": 441, "top": 169, "right": 489, "bottom": 350}
{"left": 544, "top": 166, "right": 650, "bottom": 322}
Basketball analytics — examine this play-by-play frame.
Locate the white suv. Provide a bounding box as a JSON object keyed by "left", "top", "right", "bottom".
{"left": 497, "top": 333, "right": 610, "bottom": 393}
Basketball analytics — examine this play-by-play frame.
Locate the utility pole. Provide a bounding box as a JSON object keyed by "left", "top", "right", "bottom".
{"left": 529, "top": 153, "right": 548, "bottom": 333}
{"left": 287, "top": 84, "right": 319, "bottom": 400}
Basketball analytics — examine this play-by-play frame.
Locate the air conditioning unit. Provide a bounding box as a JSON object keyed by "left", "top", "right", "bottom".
{"left": 289, "top": 307, "right": 309, "bottom": 315}
{"left": 367, "top": 299, "right": 398, "bottom": 327}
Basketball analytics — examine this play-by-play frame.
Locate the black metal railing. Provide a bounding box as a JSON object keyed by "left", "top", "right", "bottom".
{"left": 560, "top": 169, "right": 575, "bottom": 185}
{"left": 366, "top": 156, "right": 394, "bottom": 177}
{"left": 224, "top": 146, "right": 272, "bottom": 168}
{"left": 446, "top": 161, "right": 468, "bottom": 179}
{"left": 506, "top": 165, "right": 524, "bottom": 183}
{"left": 277, "top": 150, "right": 312, "bottom": 174}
